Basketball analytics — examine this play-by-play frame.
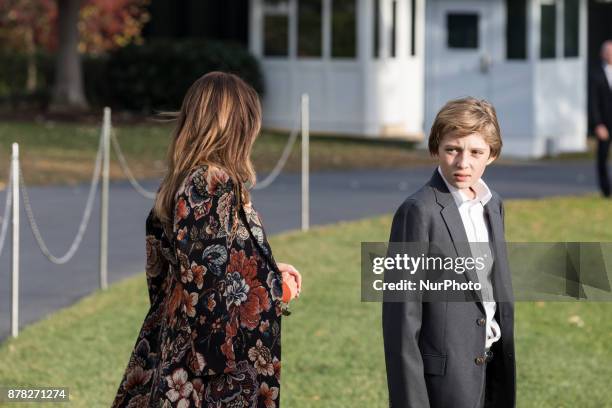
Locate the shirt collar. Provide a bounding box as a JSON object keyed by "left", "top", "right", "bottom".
{"left": 437, "top": 166, "right": 492, "bottom": 207}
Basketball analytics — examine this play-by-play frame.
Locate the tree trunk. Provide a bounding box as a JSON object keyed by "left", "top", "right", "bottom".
{"left": 50, "top": 0, "right": 88, "bottom": 112}
{"left": 25, "top": 27, "right": 37, "bottom": 93}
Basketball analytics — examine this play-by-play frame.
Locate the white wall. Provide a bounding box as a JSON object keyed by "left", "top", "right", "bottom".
{"left": 251, "top": 0, "right": 425, "bottom": 138}
{"left": 424, "top": 0, "right": 587, "bottom": 158}
{"left": 490, "top": 0, "right": 536, "bottom": 157}
{"left": 261, "top": 60, "right": 365, "bottom": 133}
{"left": 251, "top": 0, "right": 588, "bottom": 157}
{"left": 424, "top": 0, "right": 536, "bottom": 157}
{"left": 531, "top": 0, "right": 588, "bottom": 157}
{"left": 534, "top": 60, "right": 587, "bottom": 156}
{"left": 490, "top": 64, "right": 536, "bottom": 157}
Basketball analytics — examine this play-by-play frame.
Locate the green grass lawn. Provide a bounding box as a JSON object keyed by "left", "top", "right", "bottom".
{"left": 0, "top": 195, "right": 611, "bottom": 407}
{"left": 0, "top": 120, "right": 429, "bottom": 188}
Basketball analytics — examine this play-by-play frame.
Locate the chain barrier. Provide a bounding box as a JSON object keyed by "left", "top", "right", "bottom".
{"left": 5, "top": 104, "right": 301, "bottom": 262}
{"left": 0, "top": 165, "right": 13, "bottom": 257}
{"left": 4, "top": 100, "right": 309, "bottom": 339}
{"left": 110, "top": 129, "right": 157, "bottom": 199}
{"left": 109, "top": 112, "right": 301, "bottom": 195}
{"left": 252, "top": 111, "right": 301, "bottom": 190}
{"left": 18, "top": 127, "right": 104, "bottom": 264}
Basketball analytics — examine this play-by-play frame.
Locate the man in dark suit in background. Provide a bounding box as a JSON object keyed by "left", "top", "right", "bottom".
{"left": 590, "top": 40, "right": 612, "bottom": 198}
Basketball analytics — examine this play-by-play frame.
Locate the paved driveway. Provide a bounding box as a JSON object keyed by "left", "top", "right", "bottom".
{"left": 0, "top": 161, "right": 604, "bottom": 342}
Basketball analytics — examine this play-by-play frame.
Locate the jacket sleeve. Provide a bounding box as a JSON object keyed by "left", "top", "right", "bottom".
{"left": 590, "top": 70, "right": 604, "bottom": 128}
{"left": 173, "top": 167, "right": 244, "bottom": 376}
{"left": 144, "top": 210, "right": 171, "bottom": 307}
{"left": 499, "top": 199, "right": 506, "bottom": 235}
{"left": 382, "top": 199, "right": 431, "bottom": 408}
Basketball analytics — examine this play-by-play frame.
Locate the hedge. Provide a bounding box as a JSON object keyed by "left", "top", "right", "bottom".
{"left": 0, "top": 39, "right": 264, "bottom": 112}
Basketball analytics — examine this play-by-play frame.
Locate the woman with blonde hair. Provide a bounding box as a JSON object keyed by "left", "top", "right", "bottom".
{"left": 111, "top": 71, "right": 302, "bottom": 408}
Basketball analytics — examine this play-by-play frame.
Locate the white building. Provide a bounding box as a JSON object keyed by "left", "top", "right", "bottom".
{"left": 248, "top": 0, "right": 592, "bottom": 158}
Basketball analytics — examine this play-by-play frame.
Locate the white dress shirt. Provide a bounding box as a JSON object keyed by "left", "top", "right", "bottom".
{"left": 437, "top": 167, "right": 501, "bottom": 351}
{"left": 604, "top": 63, "right": 612, "bottom": 90}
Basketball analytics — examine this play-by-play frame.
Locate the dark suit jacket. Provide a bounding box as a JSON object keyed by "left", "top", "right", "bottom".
{"left": 589, "top": 65, "right": 612, "bottom": 129}
{"left": 382, "top": 169, "right": 516, "bottom": 408}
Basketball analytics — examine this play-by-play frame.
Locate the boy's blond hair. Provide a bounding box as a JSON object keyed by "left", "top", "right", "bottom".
{"left": 428, "top": 97, "right": 502, "bottom": 158}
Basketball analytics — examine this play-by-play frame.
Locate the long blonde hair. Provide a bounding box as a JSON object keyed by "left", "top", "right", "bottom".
{"left": 153, "top": 71, "right": 261, "bottom": 230}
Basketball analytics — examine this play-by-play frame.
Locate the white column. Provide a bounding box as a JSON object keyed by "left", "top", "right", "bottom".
{"left": 380, "top": 0, "right": 391, "bottom": 59}
{"left": 289, "top": 0, "right": 298, "bottom": 59}
{"left": 361, "top": 0, "right": 380, "bottom": 135}
{"left": 556, "top": 0, "right": 563, "bottom": 59}
{"left": 406, "top": 0, "right": 413, "bottom": 59}
{"left": 358, "top": 0, "right": 371, "bottom": 62}
{"left": 416, "top": 0, "right": 425, "bottom": 57}
{"left": 249, "top": 0, "right": 263, "bottom": 57}
{"left": 323, "top": 0, "right": 332, "bottom": 59}
{"left": 579, "top": 0, "right": 587, "bottom": 60}
{"left": 289, "top": 0, "right": 298, "bottom": 126}
{"left": 414, "top": 0, "right": 426, "bottom": 137}
{"left": 530, "top": 0, "right": 541, "bottom": 63}
{"left": 397, "top": 0, "right": 408, "bottom": 59}
{"left": 322, "top": 0, "right": 332, "bottom": 128}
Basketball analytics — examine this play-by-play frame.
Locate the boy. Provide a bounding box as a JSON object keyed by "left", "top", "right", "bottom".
{"left": 382, "top": 97, "right": 515, "bottom": 408}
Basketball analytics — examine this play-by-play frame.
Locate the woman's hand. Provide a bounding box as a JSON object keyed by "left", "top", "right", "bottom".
{"left": 277, "top": 262, "right": 302, "bottom": 300}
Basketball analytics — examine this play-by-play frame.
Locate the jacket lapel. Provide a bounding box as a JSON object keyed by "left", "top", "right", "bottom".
{"left": 430, "top": 170, "right": 486, "bottom": 310}
{"left": 484, "top": 203, "right": 513, "bottom": 304}
{"left": 599, "top": 65, "right": 612, "bottom": 94}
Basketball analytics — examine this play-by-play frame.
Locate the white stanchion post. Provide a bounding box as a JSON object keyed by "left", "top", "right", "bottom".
{"left": 100, "top": 107, "right": 111, "bottom": 290}
{"left": 301, "top": 94, "right": 310, "bottom": 231}
{"left": 11, "top": 143, "right": 20, "bottom": 338}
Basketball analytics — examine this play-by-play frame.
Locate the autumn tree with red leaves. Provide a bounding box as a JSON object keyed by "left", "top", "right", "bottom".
{"left": 0, "top": 0, "right": 56, "bottom": 92}
{"left": 0, "top": 0, "right": 149, "bottom": 111}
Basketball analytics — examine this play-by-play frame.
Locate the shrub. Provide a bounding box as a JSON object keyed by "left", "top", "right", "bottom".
{"left": 106, "top": 39, "right": 264, "bottom": 112}
{"left": 0, "top": 39, "right": 264, "bottom": 112}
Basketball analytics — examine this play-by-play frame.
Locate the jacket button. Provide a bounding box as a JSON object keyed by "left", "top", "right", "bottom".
{"left": 475, "top": 356, "right": 485, "bottom": 365}
{"left": 477, "top": 318, "right": 486, "bottom": 326}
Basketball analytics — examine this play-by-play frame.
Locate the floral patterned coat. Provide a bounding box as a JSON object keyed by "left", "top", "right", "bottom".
{"left": 111, "top": 165, "right": 283, "bottom": 408}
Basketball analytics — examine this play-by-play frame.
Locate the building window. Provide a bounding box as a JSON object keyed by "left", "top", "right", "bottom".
{"left": 506, "top": 0, "right": 527, "bottom": 59}
{"left": 564, "top": 0, "right": 579, "bottom": 57}
{"left": 373, "top": 0, "right": 380, "bottom": 58}
{"left": 410, "top": 0, "right": 417, "bottom": 56}
{"left": 298, "top": 0, "right": 322, "bottom": 57}
{"left": 540, "top": 1, "right": 557, "bottom": 59}
{"left": 263, "top": 0, "right": 289, "bottom": 57}
{"left": 391, "top": 0, "right": 397, "bottom": 57}
{"left": 447, "top": 13, "right": 479, "bottom": 49}
{"left": 264, "top": 16, "right": 289, "bottom": 56}
{"left": 332, "top": 0, "right": 357, "bottom": 58}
